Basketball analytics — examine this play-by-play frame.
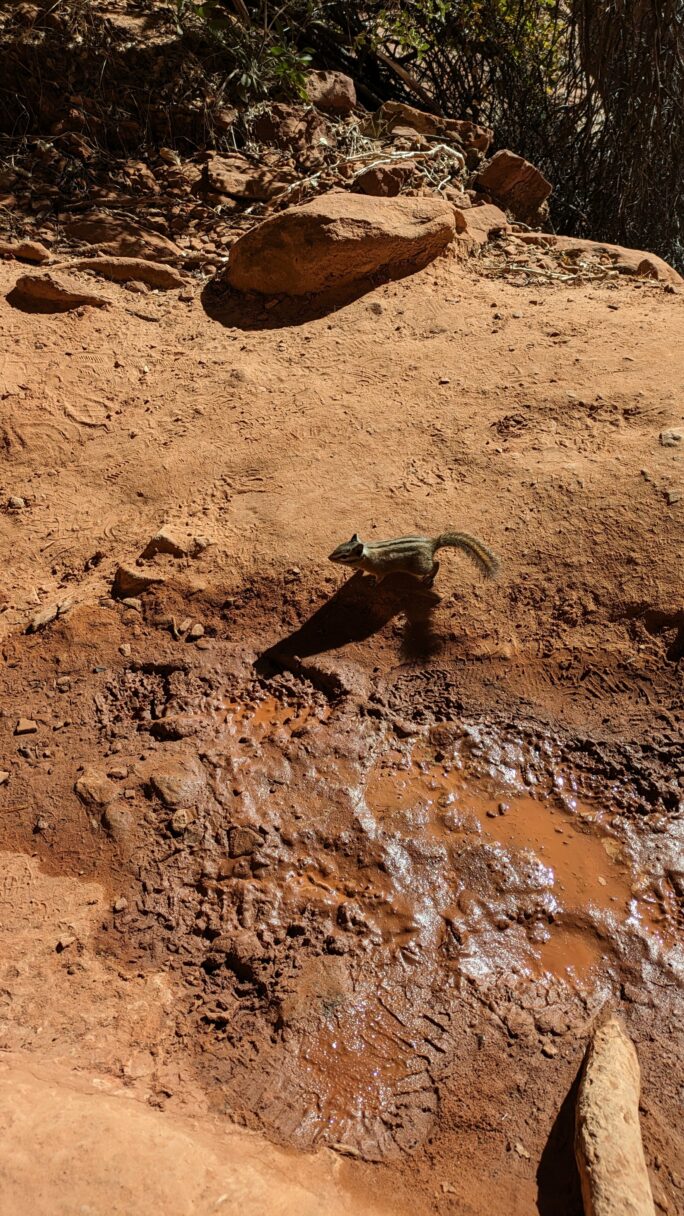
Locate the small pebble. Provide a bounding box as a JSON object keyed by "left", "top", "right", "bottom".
{"left": 15, "top": 718, "right": 37, "bottom": 735}
{"left": 113, "top": 897, "right": 128, "bottom": 913}
{"left": 8, "top": 496, "right": 26, "bottom": 510}
{"left": 187, "top": 622, "right": 204, "bottom": 640}
{"left": 171, "top": 808, "right": 191, "bottom": 834}
{"left": 119, "top": 643, "right": 132, "bottom": 657}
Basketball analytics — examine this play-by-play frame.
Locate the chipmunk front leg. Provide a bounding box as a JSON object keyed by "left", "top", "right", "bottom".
{"left": 423, "top": 560, "right": 440, "bottom": 587}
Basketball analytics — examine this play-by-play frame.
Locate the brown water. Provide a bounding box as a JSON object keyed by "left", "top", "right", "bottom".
{"left": 219, "top": 700, "right": 667, "bottom": 987}
{"left": 300, "top": 1000, "right": 413, "bottom": 1145}
{"left": 364, "top": 750, "right": 662, "bottom": 983}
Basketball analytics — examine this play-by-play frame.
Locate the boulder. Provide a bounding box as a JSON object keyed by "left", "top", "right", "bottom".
{"left": 575, "top": 1016, "right": 656, "bottom": 1216}
{"left": 228, "top": 826, "right": 263, "bottom": 858}
{"left": 224, "top": 191, "right": 456, "bottom": 296}
{"left": 9, "top": 272, "right": 110, "bottom": 311}
{"left": 305, "top": 70, "right": 356, "bottom": 115}
{"left": 202, "top": 153, "right": 298, "bottom": 202}
{"left": 370, "top": 101, "right": 492, "bottom": 155}
{"left": 475, "top": 149, "right": 552, "bottom": 224}
{"left": 64, "top": 212, "right": 183, "bottom": 263}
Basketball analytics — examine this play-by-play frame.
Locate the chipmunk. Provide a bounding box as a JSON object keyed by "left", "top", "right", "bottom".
{"left": 328, "top": 530, "right": 499, "bottom": 586}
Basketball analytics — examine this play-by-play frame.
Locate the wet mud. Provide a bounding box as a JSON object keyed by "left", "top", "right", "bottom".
{"left": 0, "top": 603, "right": 682, "bottom": 1212}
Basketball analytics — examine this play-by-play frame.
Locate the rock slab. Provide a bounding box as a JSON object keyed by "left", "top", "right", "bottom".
{"left": 53, "top": 257, "right": 186, "bottom": 290}
{"left": 113, "top": 565, "right": 165, "bottom": 598}
{"left": 575, "top": 1015, "right": 656, "bottom": 1216}
{"left": 0, "top": 1057, "right": 391, "bottom": 1216}
{"left": 225, "top": 191, "right": 456, "bottom": 296}
{"left": 64, "top": 212, "right": 183, "bottom": 264}
{"left": 475, "top": 149, "right": 552, "bottom": 223}
{"left": 0, "top": 239, "right": 51, "bottom": 263}
{"left": 203, "top": 154, "right": 298, "bottom": 202}
{"left": 372, "top": 101, "right": 492, "bottom": 155}
{"left": 10, "top": 272, "right": 110, "bottom": 311}
{"left": 517, "top": 232, "right": 682, "bottom": 283}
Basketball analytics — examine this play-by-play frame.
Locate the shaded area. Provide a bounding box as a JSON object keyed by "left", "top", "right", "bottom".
{"left": 5, "top": 286, "right": 106, "bottom": 314}
{"left": 255, "top": 571, "right": 441, "bottom": 670}
{"left": 0, "top": 1, "right": 235, "bottom": 152}
{"left": 536, "top": 1063, "right": 584, "bottom": 1216}
{"left": 201, "top": 259, "right": 437, "bottom": 332}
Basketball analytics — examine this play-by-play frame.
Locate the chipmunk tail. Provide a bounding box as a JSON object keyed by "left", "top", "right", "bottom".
{"left": 435, "top": 532, "right": 500, "bottom": 579}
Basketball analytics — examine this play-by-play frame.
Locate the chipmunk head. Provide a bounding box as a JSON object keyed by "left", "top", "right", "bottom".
{"left": 328, "top": 533, "right": 365, "bottom": 565}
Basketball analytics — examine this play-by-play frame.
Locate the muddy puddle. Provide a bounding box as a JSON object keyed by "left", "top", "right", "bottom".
{"left": 161, "top": 687, "right": 679, "bottom": 1159}
{"left": 364, "top": 744, "right": 666, "bottom": 984}
{"left": 34, "top": 663, "right": 677, "bottom": 1165}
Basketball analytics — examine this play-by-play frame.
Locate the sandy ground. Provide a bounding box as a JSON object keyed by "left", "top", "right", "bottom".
{"left": 0, "top": 246, "right": 682, "bottom": 1214}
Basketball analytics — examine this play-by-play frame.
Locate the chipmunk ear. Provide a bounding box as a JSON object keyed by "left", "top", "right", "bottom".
{"left": 350, "top": 533, "right": 360, "bottom": 544}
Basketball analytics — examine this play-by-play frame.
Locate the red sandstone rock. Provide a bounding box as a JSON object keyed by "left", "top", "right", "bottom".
{"left": 224, "top": 191, "right": 456, "bottom": 296}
